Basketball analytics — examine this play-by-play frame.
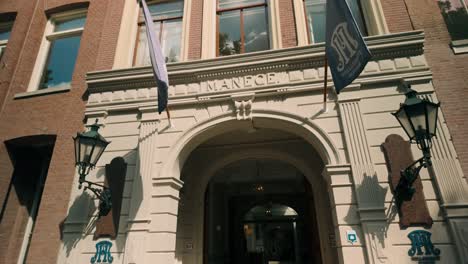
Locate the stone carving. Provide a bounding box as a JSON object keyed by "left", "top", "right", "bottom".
{"left": 234, "top": 100, "right": 253, "bottom": 120}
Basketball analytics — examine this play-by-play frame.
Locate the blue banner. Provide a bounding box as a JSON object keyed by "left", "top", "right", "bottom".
{"left": 325, "top": 0, "right": 371, "bottom": 93}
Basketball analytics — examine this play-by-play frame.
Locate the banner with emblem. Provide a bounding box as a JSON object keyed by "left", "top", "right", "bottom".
{"left": 325, "top": 0, "right": 371, "bottom": 94}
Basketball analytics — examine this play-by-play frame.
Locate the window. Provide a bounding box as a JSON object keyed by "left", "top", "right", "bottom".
{"left": 28, "top": 10, "right": 86, "bottom": 92}
{"left": 303, "top": 0, "right": 367, "bottom": 44}
{"left": 0, "top": 22, "right": 12, "bottom": 60}
{"left": 437, "top": 0, "right": 468, "bottom": 41}
{"left": 135, "top": 0, "right": 184, "bottom": 66}
{"left": 217, "top": 0, "right": 270, "bottom": 56}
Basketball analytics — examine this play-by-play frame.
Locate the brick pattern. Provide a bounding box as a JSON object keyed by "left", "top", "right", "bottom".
{"left": 0, "top": 0, "right": 125, "bottom": 263}
{"left": 188, "top": 0, "right": 203, "bottom": 60}
{"left": 279, "top": 0, "right": 297, "bottom": 48}
{"left": 382, "top": 0, "right": 468, "bottom": 181}
{"left": 380, "top": 0, "right": 413, "bottom": 33}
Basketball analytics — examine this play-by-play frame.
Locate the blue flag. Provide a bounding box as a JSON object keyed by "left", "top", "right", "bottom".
{"left": 325, "top": 0, "right": 371, "bottom": 93}
{"left": 140, "top": 0, "right": 169, "bottom": 114}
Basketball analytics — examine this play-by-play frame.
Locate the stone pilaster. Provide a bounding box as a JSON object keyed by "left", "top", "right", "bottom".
{"left": 147, "top": 177, "right": 183, "bottom": 262}
{"left": 338, "top": 98, "right": 390, "bottom": 264}
{"left": 123, "top": 108, "right": 159, "bottom": 264}
{"left": 421, "top": 93, "right": 468, "bottom": 263}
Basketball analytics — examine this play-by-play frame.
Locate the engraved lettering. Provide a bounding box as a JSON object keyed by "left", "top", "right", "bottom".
{"left": 255, "top": 74, "right": 266, "bottom": 85}
{"left": 233, "top": 77, "right": 244, "bottom": 89}
{"left": 207, "top": 80, "right": 216, "bottom": 92}
{"left": 220, "top": 79, "right": 232, "bottom": 90}
{"left": 244, "top": 75, "right": 254, "bottom": 88}
{"left": 267, "top": 73, "right": 277, "bottom": 84}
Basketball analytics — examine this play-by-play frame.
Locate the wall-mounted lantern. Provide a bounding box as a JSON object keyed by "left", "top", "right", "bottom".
{"left": 392, "top": 85, "right": 440, "bottom": 206}
{"left": 73, "top": 120, "right": 111, "bottom": 217}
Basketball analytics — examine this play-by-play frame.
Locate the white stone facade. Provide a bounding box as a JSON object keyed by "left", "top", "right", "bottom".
{"left": 58, "top": 31, "right": 468, "bottom": 264}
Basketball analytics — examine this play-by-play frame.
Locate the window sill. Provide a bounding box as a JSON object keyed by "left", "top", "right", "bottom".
{"left": 451, "top": 39, "right": 468, "bottom": 55}
{"left": 14, "top": 86, "right": 71, "bottom": 99}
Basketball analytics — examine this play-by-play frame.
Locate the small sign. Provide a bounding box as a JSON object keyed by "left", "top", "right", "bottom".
{"left": 185, "top": 243, "right": 193, "bottom": 250}
{"left": 408, "top": 230, "right": 440, "bottom": 262}
{"left": 91, "top": 241, "right": 113, "bottom": 264}
{"left": 346, "top": 230, "right": 358, "bottom": 244}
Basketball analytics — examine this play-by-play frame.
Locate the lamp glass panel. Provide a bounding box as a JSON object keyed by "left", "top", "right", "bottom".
{"left": 407, "top": 104, "right": 427, "bottom": 139}
{"left": 426, "top": 103, "right": 439, "bottom": 136}
{"left": 395, "top": 108, "right": 415, "bottom": 139}
{"left": 89, "top": 141, "right": 107, "bottom": 166}
{"left": 74, "top": 136, "right": 80, "bottom": 164}
{"left": 79, "top": 137, "right": 96, "bottom": 164}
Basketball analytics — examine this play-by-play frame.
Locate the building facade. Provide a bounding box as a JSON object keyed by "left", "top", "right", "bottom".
{"left": 0, "top": 0, "right": 467, "bottom": 264}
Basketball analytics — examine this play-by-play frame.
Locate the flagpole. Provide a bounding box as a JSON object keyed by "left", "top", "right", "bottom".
{"left": 166, "top": 106, "right": 173, "bottom": 128}
{"left": 323, "top": 56, "right": 328, "bottom": 112}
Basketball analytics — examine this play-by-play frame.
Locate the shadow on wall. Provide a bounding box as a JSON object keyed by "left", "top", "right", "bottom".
{"left": 344, "top": 173, "right": 394, "bottom": 251}
{"left": 59, "top": 150, "right": 139, "bottom": 256}
{"left": 60, "top": 191, "right": 97, "bottom": 257}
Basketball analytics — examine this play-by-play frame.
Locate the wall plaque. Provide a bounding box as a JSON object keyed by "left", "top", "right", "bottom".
{"left": 381, "top": 134, "right": 432, "bottom": 228}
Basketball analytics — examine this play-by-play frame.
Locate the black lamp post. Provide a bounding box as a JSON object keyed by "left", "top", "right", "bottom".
{"left": 392, "top": 85, "right": 440, "bottom": 206}
{"left": 73, "top": 120, "right": 111, "bottom": 217}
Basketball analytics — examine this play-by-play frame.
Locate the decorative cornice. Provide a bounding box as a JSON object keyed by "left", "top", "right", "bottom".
{"left": 86, "top": 31, "right": 425, "bottom": 93}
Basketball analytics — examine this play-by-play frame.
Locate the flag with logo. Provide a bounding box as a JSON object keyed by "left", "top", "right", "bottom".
{"left": 140, "top": 0, "right": 169, "bottom": 114}
{"left": 325, "top": 0, "right": 371, "bottom": 93}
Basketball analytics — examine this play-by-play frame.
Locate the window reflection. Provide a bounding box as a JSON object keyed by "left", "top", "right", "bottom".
{"left": 39, "top": 36, "right": 81, "bottom": 89}
{"left": 217, "top": 0, "right": 269, "bottom": 56}
{"left": 38, "top": 15, "right": 85, "bottom": 90}
{"left": 304, "top": 0, "right": 367, "bottom": 44}
{"left": 0, "top": 28, "right": 11, "bottom": 41}
{"left": 219, "top": 10, "right": 241, "bottom": 55}
{"left": 162, "top": 20, "right": 182, "bottom": 62}
{"left": 437, "top": 0, "right": 468, "bottom": 40}
{"left": 135, "top": 0, "right": 184, "bottom": 65}
{"left": 244, "top": 7, "right": 269, "bottom": 53}
{"left": 54, "top": 17, "right": 86, "bottom": 32}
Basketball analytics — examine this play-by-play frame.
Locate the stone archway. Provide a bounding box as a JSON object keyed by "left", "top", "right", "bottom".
{"left": 172, "top": 122, "right": 339, "bottom": 264}
{"left": 159, "top": 109, "right": 342, "bottom": 183}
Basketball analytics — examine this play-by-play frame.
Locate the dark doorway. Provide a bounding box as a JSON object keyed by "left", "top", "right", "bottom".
{"left": 0, "top": 135, "right": 55, "bottom": 263}
{"left": 204, "top": 159, "right": 322, "bottom": 264}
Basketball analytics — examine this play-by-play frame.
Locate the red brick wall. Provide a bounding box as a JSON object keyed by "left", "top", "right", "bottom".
{"left": 279, "top": 0, "right": 297, "bottom": 48}
{"left": 382, "top": 0, "right": 468, "bottom": 180}
{"left": 188, "top": 0, "right": 203, "bottom": 60}
{"left": 380, "top": 0, "right": 413, "bottom": 33}
{"left": 0, "top": 0, "right": 125, "bottom": 263}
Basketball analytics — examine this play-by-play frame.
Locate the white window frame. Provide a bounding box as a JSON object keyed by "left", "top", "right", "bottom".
{"left": 444, "top": 0, "right": 468, "bottom": 54}
{"left": 292, "top": 0, "right": 389, "bottom": 46}
{"left": 26, "top": 9, "right": 87, "bottom": 93}
{"left": 202, "top": 0, "right": 280, "bottom": 59}
{"left": 134, "top": 0, "right": 188, "bottom": 66}
{"left": 0, "top": 21, "right": 13, "bottom": 60}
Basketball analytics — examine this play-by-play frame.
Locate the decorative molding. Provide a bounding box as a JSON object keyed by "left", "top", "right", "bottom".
{"left": 231, "top": 93, "right": 255, "bottom": 121}
{"left": 87, "top": 31, "right": 425, "bottom": 91}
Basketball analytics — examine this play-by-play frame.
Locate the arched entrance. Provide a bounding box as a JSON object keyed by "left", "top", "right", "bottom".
{"left": 204, "top": 159, "right": 322, "bottom": 264}
{"left": 174, "top": 123, "right": 338, "bottom": 264}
